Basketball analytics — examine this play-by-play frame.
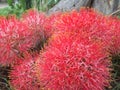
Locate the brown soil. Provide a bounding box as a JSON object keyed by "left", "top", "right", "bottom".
{"left": 0, "top": 66, "right": 11, "bottom": 90}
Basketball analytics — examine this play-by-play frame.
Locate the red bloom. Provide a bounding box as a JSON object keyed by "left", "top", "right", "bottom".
{"left": 106, "top": 17, "right": 120, "bottom": 55}
{"left": 51, "top": 8, "right": 120, "bottom": 56}
{"left": 10, "top": 54, "right": 40, "bottom": 90}
{"left": 47, "top": 12, "right": 62, "bottom": 31}
{"left": 0, "top": 10, "right": 51, "bottom": 65}
{"left": 0, "top": 16, "right": 32, "bottom": 65}
{"left": 21, "top": 9, "right": 52, "bottom": 50}
{"left": 36, "top": 32, "right": 111, "bottom": 90}
{"left": 52, "top": 9, "right": 100, "bottom": 32}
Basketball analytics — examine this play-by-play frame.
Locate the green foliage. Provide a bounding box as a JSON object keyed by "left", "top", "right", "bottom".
{"left": 111, "top": 55, "right": 120, "bottom": 90}
{"left": 9, "top": 4, "right": 25, "bottom": 17}
{"left": 0, "top": 0, "right": 26, "bottom": 17}
{"left": 7, "top": 0, "right": 26, "bottom": 9}
{"left": 0, "top": 7, "right": 10, "bottom": 16}
{"left": 0, "top": 0, "right": 60, "bottom": 17}
{"left": 0, "top": 5, "right": 24, "bottom": 18}
{"left": 32, "top": 0, "right": 60, "bottom": 11}
{"left": 7, "top": 0, "right": 14, "bottom": 6}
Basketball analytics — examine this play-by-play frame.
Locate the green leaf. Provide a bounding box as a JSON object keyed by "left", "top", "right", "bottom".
{"left": 19, "top": 0, "right": 26, "bottom": 10}
{"left": 7, "top": 0, "right": 13, "bottom": 6}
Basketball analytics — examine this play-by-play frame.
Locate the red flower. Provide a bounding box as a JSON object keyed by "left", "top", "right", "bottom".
{"left": 10, "top": 54, "right": 40, "bottom": 90}
{"left": 51, "top": 8, "right": 120, "bottom": 56}
{"left": 0, "top": 16, "right": 32, "bottom": 65}
{"left": 36, "top": 32, "right": 111, "bottom": 90}
{"left": 0, "top": 10, "right": 51, "bottom": 65}
{"left": 52, "top": 9, "right": 100, "bottom": 32}
{"left": 106, "top": 17, "right": 120, "bottom": 55}
{"left": 21, "top": 9, "right": 52, "bottom": 50}
{"left": 47, "top": 12, "right": 62, "bottom": 31}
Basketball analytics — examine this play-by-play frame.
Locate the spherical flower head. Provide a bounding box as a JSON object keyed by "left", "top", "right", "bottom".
{"left": 105, "top": 17, "right": 120, "bottom": 56}
{"left": 0, "top": 16, "right": 33, "bottom": 65}
{"left": 36, "top": 32, "right": 111, "bottom": 90}
{"left": 52, "top": 8, "right": 120, "bottom": 57}
{"left": 10, "top": 53, "right": 40, "bottom": 90}
{"left": 53, "top": 8, "right": 113, "bottom": 40}
{"left": 21, "top": 9, "right": 52, "bottom": 50}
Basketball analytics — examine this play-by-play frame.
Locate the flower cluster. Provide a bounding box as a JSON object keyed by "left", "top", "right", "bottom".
{"left": 0, "top": 10, "right": 50, "bottom": 65}
{"left": 0, "top": 16, "right": 29, "bottom": 65}
{"left": 21, "top": 9, "right": 52, "bottom": 50}
{"left": 10, "top": 54, "right": 40, "bottom": 90}
{"left": 106, "top": 17, "right": 120, "bottom": 55}
{"left": 4, "top": 8, "right": 120, "bottom": 90}
{"left": 36, "top": 32, "right": 111, "bottom": 90}
{"left": 52, "top": 8, "right": 120, "bottom": 56}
